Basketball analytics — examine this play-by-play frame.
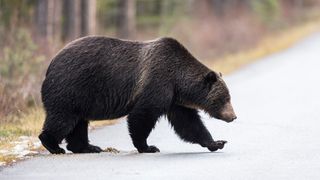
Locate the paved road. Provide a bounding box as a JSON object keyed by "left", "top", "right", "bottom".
{"left": 1, "top": 32, "right": 320, "bottom": 180}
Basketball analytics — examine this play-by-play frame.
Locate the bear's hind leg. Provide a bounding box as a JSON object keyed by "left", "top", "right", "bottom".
{"left": 39, "top": 131, "right": 65, "bottom": 154}
{"left": 66, "top": 120, "right": 102, "bottom": 153}
{"left": 39, "top": 113, "right": 78, "bottom": 154}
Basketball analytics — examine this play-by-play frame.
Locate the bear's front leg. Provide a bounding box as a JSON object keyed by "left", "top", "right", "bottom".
{"left": 168, "top": 104, "right": 227, "bottom": 152}
{"left": 127, "top": 109, "right": 162, "bottom": 153}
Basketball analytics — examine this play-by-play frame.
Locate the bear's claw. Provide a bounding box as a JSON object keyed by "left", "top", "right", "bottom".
{"left": 138, "top": 145, "right": 160, "bottom": 153}
{"left": 80, "top": 144, "right": 103, "bottom": 153}
{"left": 47, "top": 147, "right": 66, "bottom": 154}
{"left": 207, "top": 140, "right": 227, "bottom": 152}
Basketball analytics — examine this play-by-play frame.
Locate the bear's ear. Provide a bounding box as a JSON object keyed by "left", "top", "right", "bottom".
{"left": 204, "top": 72, "right": 217, "bottom": 86}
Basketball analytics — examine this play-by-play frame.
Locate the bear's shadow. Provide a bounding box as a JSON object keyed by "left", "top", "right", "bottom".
{"left": 122, "top": 151, "right": 225, "bottom": 159}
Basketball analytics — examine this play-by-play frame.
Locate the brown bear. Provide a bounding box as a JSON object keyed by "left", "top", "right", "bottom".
{"left": 39, "top": 36, "right": 237, "bottom": 154}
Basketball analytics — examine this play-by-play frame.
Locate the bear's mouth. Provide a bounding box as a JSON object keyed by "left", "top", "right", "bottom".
{"left": 208, "top": 111, "right": 236, "bottom": 123}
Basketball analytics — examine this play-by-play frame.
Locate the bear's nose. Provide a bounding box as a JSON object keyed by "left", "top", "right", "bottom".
{"left": 232, "top": 116, "right": 237, "bottom": 120}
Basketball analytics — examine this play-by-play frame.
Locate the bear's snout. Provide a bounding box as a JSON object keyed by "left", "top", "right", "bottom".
{"left": 219, "top": 102, "right": 237, "bottom": 122}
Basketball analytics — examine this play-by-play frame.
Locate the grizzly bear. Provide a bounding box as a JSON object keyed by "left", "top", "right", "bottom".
{"left": 39, "top": 36, "right": 237, "bottom": 154}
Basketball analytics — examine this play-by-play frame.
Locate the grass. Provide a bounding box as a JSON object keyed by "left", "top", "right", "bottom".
{"left": 0, "top": 108, "right": 44, "bottom": 138}
{"left": 1, "top": 18, "right": 320, "bottom": 166}
{"left": 0, "top": 108, "right": 117, "bottom": 139}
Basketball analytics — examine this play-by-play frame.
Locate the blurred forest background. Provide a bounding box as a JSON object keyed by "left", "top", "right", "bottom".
{"left": 1, "top": 0, "right": 320, "bottom": 133}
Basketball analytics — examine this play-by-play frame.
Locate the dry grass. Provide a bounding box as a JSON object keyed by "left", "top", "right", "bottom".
{"left": 206, "top": 19, "right": 320, "bottom": 74}
{"left": 0, "top": 154, "right": 16, "bottom": 165}
{"left": 103, "top": 147, "right": 120, "bottom": 154}
{"left": 0, "top": 108, "right": 117, "bottom": 139}
{"left": 0, "top": 108, "right": 44, "bottom": 138}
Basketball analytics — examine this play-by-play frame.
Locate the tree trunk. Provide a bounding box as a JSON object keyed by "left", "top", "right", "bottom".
{"left": 35, "top": 0, "right": 47, "bottom": 38}
{"left": 35, "top": 0, "right": 62, "bottom": 41}
{"left": 81, "top": 0, "right": 96, "bottom": 36}
{"left": 63, "top": 0, "right": 81, "bottom": 41}
{"left": 116, "top": 0, "right": 136, "bottom": 39}
{"left": 51, "top": 0, "right": 62, "bottom": 41}
{"left": 35, "top": 0, "right": 50, "bottom": 40}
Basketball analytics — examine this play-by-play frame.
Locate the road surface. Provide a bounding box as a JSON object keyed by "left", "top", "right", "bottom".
{"left": 1, "top": 32, "right": 320, "bottom": 180}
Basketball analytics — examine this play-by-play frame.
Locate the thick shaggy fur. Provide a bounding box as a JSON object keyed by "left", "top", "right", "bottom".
{"left": 39, "top": 36, "right": 233, "bottom": 154}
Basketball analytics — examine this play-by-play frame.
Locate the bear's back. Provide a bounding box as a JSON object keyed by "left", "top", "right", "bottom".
{"left": 46, "top": 36, "right": 143, "bottom": 76}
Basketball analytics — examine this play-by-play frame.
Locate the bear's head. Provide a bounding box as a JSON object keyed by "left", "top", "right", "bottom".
{"left": 202, "top": 72, "right": 237, "bottom": 122}
{"left": 178, "top": 71, "right": 237, "bottom": 122}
